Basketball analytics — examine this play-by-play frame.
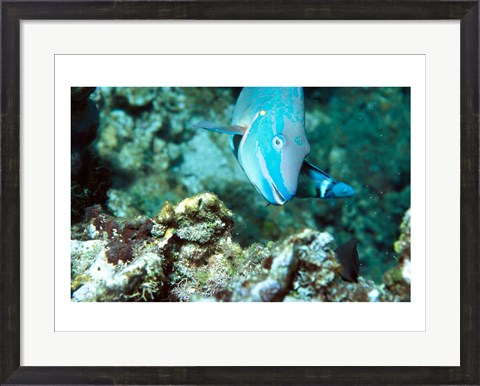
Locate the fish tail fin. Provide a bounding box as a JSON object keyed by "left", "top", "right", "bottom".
{"left": 296, "top": 161, "right": 355, "bottom": 199}
{"left": 193, "top": 120, "right": 246, "bottom": 135}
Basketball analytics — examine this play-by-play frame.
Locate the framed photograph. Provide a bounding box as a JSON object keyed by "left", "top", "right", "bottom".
{"left": 1, "top": 1, "right": 478, "bottom": 384}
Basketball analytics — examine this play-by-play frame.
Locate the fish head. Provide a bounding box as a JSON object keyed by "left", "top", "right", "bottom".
{"left": 238, "top": 109, "right": 310, "bottom": 205}
{"left": 327, "top": 181, "right": 356, "bottom": 198}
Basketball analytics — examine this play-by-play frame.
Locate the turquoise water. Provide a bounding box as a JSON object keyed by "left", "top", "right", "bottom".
{"left": 72, "top": 87, "right": 410, "bottom": 282}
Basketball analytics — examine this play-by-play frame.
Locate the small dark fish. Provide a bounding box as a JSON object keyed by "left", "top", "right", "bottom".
{"left": 335, "top": 238, "right": 360, "bottom": 283}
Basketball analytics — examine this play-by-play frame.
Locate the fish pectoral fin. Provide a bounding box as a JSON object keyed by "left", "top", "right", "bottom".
{"left": 296, "top": 160, "right": 355, "bottom": 199}
{"left": 193, "top": 120, "right": 246, "bottom": 135}
{"left": 230, "top": 134, "right": 242, "bottom": 162}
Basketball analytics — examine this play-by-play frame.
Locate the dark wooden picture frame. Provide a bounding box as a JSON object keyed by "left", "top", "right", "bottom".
{"left": 1, "top": 1, "right": 478, "bottom": 384}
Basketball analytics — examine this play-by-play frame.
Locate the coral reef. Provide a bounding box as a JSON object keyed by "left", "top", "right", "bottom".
{"left": 90, "top": 87, "right": 237, "bottom": 218}
{"left": 71, "top": 194, "right": 409, "bottom": 302}
{"left": 383, "top": 208, "right": 411, "bottom": 301}
{"left": 74, "top": 87, "right": 410, "bottom": 282}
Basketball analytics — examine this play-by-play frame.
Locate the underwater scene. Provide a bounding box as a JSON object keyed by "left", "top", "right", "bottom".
{"left": 71, "top": 87, "right": 411, "bottom": 302}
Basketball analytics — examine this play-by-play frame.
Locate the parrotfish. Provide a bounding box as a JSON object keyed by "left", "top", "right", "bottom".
{"left": 195, "top": 87, "right": 355, "bottom": 205}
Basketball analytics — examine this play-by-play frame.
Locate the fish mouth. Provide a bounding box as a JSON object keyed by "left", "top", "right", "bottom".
{"left": 271, "top": 183, "right": 288, "bottom": 205}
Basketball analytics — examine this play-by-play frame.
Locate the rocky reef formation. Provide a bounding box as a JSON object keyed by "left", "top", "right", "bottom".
{"left": 90, "top": 87, "right": 241, "bottom": 219}
{"left": 75, "top": 87, "right": 410, "bottom": 282}
{"left": 71, "top": 193, "right": 410, "bottom": 302}
{"left": 383, "top": 208, "right": 411, "bottom": 301}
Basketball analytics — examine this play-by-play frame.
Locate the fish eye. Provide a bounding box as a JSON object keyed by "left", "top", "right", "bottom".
{"left": 272, "top": 134, "right": 285, "bottom": 149}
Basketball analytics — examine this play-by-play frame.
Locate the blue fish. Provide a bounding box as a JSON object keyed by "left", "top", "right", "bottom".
{"left": 195, "top": 87, "right": 355, "bottom": 205}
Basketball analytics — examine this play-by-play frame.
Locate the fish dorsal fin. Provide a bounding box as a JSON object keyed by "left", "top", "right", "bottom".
{"left": 194, "top": 120, "right": 246, "bottom": 135}
{"left": 296, "top": 160, "right": 355, "bottom": 199}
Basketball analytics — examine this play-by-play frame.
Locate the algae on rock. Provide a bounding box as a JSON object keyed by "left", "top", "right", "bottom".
{"left": 90, "top": 87, "right": 237, "bottom": 219}
{"left": 383, "top": 208, "right": 411, "bottom": 301}
{"left": 71, "top": 193, "right": 409, "bottom": 303}
{"left": 77, "top": 87, "right": 410, "bottom": 284}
